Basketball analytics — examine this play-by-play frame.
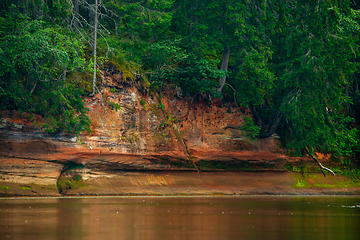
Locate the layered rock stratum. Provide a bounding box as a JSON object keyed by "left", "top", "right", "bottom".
{"left": 1, "top": 72, "right": 359, "bottom": 197}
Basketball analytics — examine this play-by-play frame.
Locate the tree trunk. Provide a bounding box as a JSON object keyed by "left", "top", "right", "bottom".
{"left": 217, "top": 46, "right": 230, "bottom": 92}
{"left": 249, "top": 103, "right": 263, "bottom": 128}
{"left": 258, "top": 110, "right": 283, "bottom": 138}
{"left": 115, "top": 21, "right": 119, "bottom": 35}
{"left": 90, "top": 0, "right": 99, "bottom": 55}
{"left": 92, "top": 0, "right": 99, "bottom": 95}
{"left": 62, "top": 68, "right": 67, "bottom": 81}
{"left": 250, "top": 103, "right": 284, "bottom": 139}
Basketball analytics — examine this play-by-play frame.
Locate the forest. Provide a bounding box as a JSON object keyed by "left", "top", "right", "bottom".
{"left": 1, "top": 0, "right": 360, "bottom": 166}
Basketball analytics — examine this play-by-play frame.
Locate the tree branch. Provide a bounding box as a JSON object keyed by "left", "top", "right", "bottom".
{"left": 305, "top": 148, "right": 335, "bottom": 177}
{"left": 224, "top": 83, "right": 243, "bottom": 117}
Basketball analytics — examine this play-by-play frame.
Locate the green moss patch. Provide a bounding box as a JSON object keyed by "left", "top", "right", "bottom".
{"left": 20, "top": 185, "right": 32, "bottom": 190}
{"left": 295, "top": 179, "right": 311, "bottom": 188}
{"left": 0, "top": 185, "right": 11, "bottom": 190}
{"left": 291, "top": 172, "right": 360, "bottom": 189}
{"left": 57, "top": 174, "right": 87, "bottom": 195}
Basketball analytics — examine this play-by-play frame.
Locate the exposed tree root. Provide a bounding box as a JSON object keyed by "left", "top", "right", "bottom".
{"left": 305, "top": 148, "right": 335, "bottom": 177}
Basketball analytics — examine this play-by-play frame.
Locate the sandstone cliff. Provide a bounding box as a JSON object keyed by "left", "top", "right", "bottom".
{"left": 1, "top": 71, "right": 353, "bottom": 197}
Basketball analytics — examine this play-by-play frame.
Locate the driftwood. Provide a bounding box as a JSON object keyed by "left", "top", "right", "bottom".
{"left": 305, "top": 148, "right": 335, "bottom": 177}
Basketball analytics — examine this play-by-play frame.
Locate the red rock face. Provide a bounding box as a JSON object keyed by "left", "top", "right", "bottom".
{"left": 82, "top": 73, "right": 288, "bottom": 166}
{"left": 0, "top": 72, "right": 300, "bottom": 170}
{"left": 0, "top": 73, "right": 341, "bottom": 197}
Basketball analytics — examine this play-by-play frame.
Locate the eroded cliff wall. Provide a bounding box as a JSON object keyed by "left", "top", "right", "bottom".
{"left": 0, "top": 71, "right": 321, "bottom": 196}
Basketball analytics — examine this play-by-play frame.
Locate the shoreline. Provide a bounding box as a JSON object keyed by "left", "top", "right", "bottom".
{"left": 1, "top": 170, "right": 360, "bottom": 198}
{"left": 2, "top": 194, "right": 360, "bottom": 200}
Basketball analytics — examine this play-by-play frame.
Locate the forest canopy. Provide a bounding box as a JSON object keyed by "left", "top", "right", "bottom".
{"left": 1, "top": 0, "right": 360, "bottom": 162}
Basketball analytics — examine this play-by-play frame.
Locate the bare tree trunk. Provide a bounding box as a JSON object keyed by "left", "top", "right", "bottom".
{"left": 217, "top": 46, "right": 230, "bottom": 92}
{"left": 115, "top": 21, "right": 119, "bottom": 35}
{"left": 92, "top": 0, "right": 99, "bottom": 95}
{"left": 305, "top": 148, "right": 335, "bottom": 177}
{"left": 62, "top": 68, "right": 67, "bottom": 81}
{"left": 90, "top": 0, "right": 99, "bottom": 55}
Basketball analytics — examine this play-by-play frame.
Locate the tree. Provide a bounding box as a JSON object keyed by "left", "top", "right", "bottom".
{"left": 91, "top": 0, "right": 99, "bottom": 95}
{"left": 0, "top": 5, "right": 91, "bottom": 134}
{"left": 231, "top": 0, "right": 360, "bottom": 170}
{"left": 171, "top": 0, "right": 253, "bottom": 92}
{"left": 141, "top": 40, "right": 223, "bottom": 99}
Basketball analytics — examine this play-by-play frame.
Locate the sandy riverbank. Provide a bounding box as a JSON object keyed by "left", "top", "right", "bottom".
{"left": 1, "top": 169, "right": 359, "bottom": 197}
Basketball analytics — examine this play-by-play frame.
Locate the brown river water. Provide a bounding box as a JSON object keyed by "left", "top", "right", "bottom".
{"left": 0, "top": 196, "right": 359, "bottom": 240}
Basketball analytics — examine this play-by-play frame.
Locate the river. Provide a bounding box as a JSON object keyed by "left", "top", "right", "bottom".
{"left": 0, "top": 196, "right": 359, "bottom": 240}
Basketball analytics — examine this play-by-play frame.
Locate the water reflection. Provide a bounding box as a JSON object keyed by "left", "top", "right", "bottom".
{"left": 0, "top": 196, "right": 359, "bottom": 240}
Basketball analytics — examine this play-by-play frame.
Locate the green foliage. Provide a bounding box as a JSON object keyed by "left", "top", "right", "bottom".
{"left": 223, "top": 0, "right": 360, "bottom": 159}
{"left": 143, "top": 40, "right": 224, "bottom": 98}
{"left": 274, "top": 1, "right": 359, "bottom": 155}
{"left": 36, "top": 84, "right": 92, "bottom": 134}
{"left": 326, "top": 113, "right": 360, "bottom": 157}
{"left": 107, "top": 101, "right": 122, "bottom": 112}
{"left": 233, "top": 47, "right": 276, "bottom": 107}
{"left": 342, "top": 168, "right": 360, "bottom": 181}
{"left": 241, "top": 116, "right": 261, "bottom": 142}
{"left": 73, "top": 174, "right": 82, "bottom": 181}
{"left": 103, "top": 0, "right": 174, "bottom": 41}
{"left": 171, "top": 0, "right": 248, "bottom": 56}
{"left": 0, "top": 12, "right": 90, "bottom": 135}
{"left": 2, "top": 0, "right": 360, "bottom": 165}
{"left": 97, "top": 36, "right": 143, "bottom": 76}
{"left": 160, "top": 120, "right": 170, "bottom": 128}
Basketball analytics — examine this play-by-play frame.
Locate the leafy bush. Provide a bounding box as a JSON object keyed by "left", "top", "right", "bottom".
{"left": 35, "top": 83, "right": 91, "bottom": 134}
{"left": 241, "top": 116, "right": 261, "bottom": 141}
{"left": 142, "top": 40, "right": 223, "bottom": 98}
{"left": 0, "top": 16, "right": 91, "bottom": 135}
{"left": 327, "top": 113, "right": 360, "bottom": 158}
